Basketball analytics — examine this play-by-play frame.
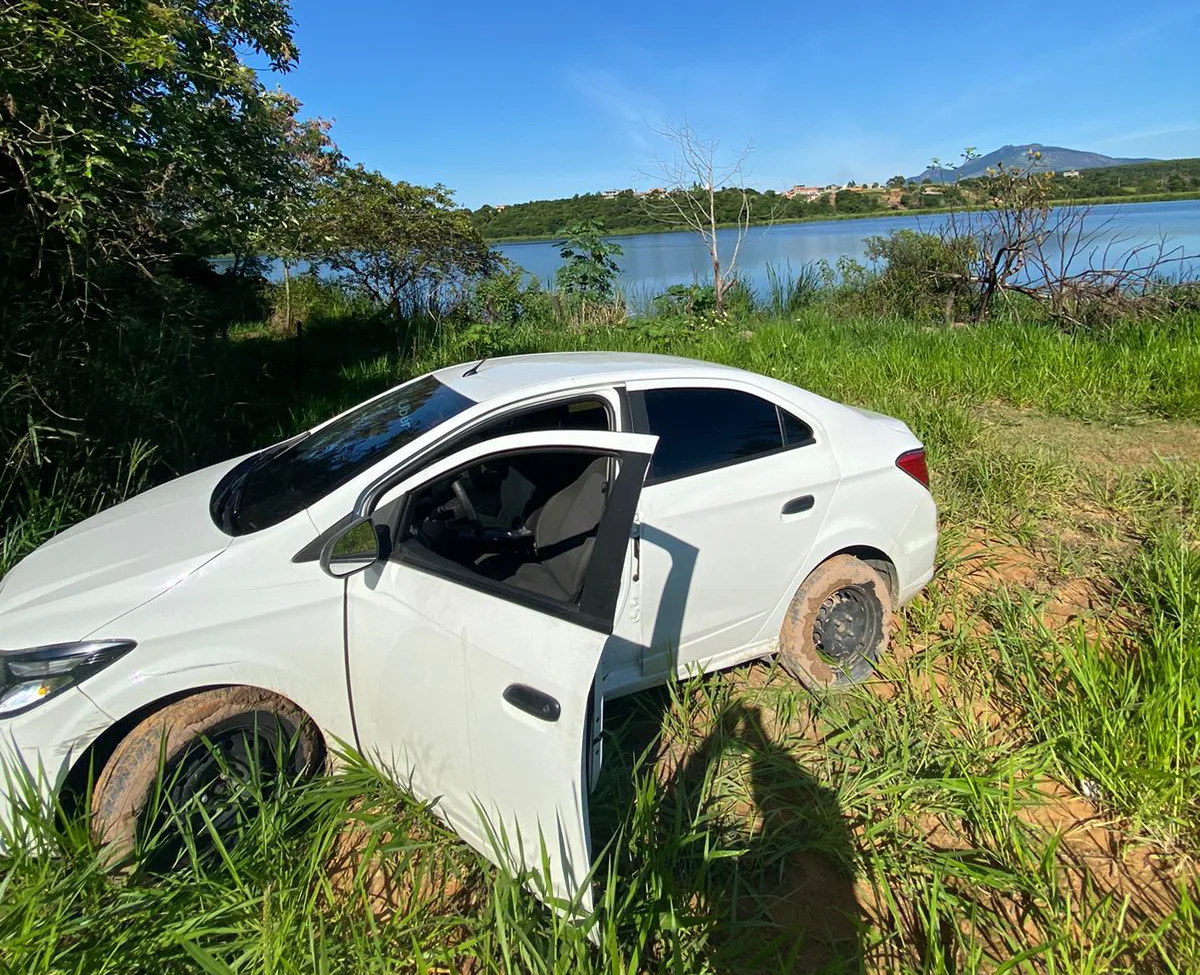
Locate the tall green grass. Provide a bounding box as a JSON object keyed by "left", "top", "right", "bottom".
{"left": 3, "top": 306, "right": 1199, "bottom": 972}
{"left": 268, "top": 311, "right": 1200, "bottom": 437}
{"left": 987, "top": 532, "right": 1200, "bottom": 841}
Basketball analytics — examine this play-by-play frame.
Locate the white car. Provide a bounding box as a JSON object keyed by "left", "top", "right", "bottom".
{"left": 0, "top": 351, "right": 936, "bottom": 908}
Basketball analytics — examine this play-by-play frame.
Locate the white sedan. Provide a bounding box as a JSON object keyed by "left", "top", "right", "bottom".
{"left": 0, "top": 352, "right": 936, "bottom": 907}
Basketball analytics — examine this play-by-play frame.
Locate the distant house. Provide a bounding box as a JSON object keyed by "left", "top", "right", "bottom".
{"left": 494, "top": 204, "right": 508, "bottom": 211}
{"left": 636, "top": 187, "right": 666, "bottom": 197}
{"left": 1062, "top": 170, "right": 1081, "bottom": 178}
{"left": 921, "top": 186, "right": 942, "bottom": 195}
{"left": 783, "top": 185, "right": 823, "bottom": 200}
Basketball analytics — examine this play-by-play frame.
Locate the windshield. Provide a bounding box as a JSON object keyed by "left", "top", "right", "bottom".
{"left": 213, "top": 376, "right": 475, "bottom": 535}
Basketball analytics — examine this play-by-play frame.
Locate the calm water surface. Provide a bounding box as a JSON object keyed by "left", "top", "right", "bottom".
{"left": 497, "top": 199, "right": 1200, "bottom": 303}
{"left": 244, "top": 200, "right": 1199, "bottom": 304}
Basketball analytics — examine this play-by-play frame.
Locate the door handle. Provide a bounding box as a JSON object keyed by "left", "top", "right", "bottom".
{"left": 781, "top": 495, "right": 815, "bottom": 515}
{"left": 503, "top": 683, "right": 561, "bottom": 722}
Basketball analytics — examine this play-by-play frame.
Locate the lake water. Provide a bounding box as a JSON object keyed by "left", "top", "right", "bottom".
{"left": 242, "top": 199, "right": 1200, "bottom": 306}
{"left": 497, "top": 199, "right": 1200, "bottom": 304}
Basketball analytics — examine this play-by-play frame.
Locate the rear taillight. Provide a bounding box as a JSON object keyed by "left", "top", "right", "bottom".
{"left": 896, "top": 448, "right": 929, "bottom": 489}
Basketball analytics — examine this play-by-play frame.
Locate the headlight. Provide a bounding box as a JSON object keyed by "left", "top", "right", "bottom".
{"left": 0, "top": 640, "right": 135, "bottom": 718}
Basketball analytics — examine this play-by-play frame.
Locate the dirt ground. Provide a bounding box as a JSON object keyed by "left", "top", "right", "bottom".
{"left": 980, "top": 404, "right": 1200, "bottom": 468}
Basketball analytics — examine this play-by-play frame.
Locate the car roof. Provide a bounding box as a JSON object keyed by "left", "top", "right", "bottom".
{"left": 434, "top": 351, "right": 757, "bottom": 403}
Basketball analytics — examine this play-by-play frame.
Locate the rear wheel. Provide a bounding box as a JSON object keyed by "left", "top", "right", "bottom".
{"left": 778, "top": 555, "right": 894, "bottom": 688}
{"left": 90, "top": 687, "right": 323, "bottom": 868}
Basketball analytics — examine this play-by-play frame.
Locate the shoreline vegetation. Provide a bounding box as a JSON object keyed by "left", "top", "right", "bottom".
{"left": 472, "top": 156, "right": 1200, "bottom": 242}
{"left": 4, "top": 2, "right": 1200, "bottom": 972}
{"left": 486, "top": 189, "right": 1200, "bottom": 244}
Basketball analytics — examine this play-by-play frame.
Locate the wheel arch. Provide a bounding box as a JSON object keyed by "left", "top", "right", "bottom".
{"left": 823, "top": 544, "right": 898, "bottom": 600}
{"left": 756, "top": 530, "right": 903, "bottom": 655}
{"left": 59, "top": 684, "right": 326, "bottom": 815}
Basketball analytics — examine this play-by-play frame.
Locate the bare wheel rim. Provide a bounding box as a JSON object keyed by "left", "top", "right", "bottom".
{"left": 811, "top": 585, "right": 881, "bottom": 671}
{"left": 141, "top": 717, "right": 285, "bottom": 865}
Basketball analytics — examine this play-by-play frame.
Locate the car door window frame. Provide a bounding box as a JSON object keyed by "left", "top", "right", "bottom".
{"left": 359, "top": 386, "right": 626, "bottom": 516}
{"left": 292, "top": 386, "right": 627, "bottom": 564}
{"left": 391, "top": 442, "right": 650, "bottom": 634}
{"left": 627, "top": 382, "right": 816, "bottom": 485}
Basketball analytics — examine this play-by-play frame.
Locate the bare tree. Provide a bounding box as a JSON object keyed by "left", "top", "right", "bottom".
{"left": 642, "top": 121, "right": 756, "bottom": 314}
{"left": 929, "top": 150, "right": 1194, "bottom": 327}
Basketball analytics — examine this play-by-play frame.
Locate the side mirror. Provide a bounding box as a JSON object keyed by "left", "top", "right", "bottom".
{"left": 320, "top": 518, "right": 383, "bottom": 578}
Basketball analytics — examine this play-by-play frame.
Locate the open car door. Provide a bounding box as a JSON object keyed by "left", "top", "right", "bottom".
{"left": 342, "top": 430, "right": 657, "bottom": 916}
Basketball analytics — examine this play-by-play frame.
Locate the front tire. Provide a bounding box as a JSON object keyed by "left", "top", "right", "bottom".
{"left": 91, "top": 687, "right": 323, "bottom": 867}
{"left": 778, "top": 555, "right": 894, "bottom": 688}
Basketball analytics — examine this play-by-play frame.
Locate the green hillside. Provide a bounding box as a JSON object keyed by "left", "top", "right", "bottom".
{"left": 471, "top": 157, "right": 1200, "bottom": 242}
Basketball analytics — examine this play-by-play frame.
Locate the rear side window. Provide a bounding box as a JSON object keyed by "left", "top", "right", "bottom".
{"left": 780, "top": 409, "right": 814, "bottom": 446}
{"left": 640, "top": 387, "right": 808, "bottom": 482}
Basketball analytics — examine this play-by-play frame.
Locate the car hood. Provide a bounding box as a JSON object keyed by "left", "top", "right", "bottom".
{"left": 0, "top": 458, "right": 242, "bottom": 648}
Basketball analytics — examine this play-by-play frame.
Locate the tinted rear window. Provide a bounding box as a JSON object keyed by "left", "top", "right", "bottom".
{"left": 781, "top": 409, "right": 814, "bottom": 446}
{"left": 642, "top": 387, "right": 784, "bottom": 482}
{"left": 216, "top": 376, "right": 474, "bottom": 534}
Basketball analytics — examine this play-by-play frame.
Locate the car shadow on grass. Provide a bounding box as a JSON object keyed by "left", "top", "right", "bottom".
{"left": 592, "top": 685, "right": 863, "bottom": 974}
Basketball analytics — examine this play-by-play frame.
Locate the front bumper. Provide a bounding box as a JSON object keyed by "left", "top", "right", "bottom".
{"left": 0, "top": 687, "right": 111, "bottom": 849}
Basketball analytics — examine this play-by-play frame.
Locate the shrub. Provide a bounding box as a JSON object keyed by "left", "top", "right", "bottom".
{"left": 863, "top": 229, "right": 977, "bottom": 323}
{"left": 266, "top": 272, "right": 377, "bottom": 331}
{"left": 469, "top": 264, "right": 553, "bottom": 326}
{"left": 652, "top": 283, "right": 716, "bottom": 318}
{"left": 554, "top": 221, "right": 623, "bottom": 302}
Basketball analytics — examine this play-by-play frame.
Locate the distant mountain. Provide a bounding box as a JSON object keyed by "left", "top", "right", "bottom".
{"left": 908, "top": 144, "right": 1155, "bottom": 183}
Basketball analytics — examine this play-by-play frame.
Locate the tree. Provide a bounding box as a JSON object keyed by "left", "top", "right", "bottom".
{"left": 0, "top": 0, "right": 302, "bottom": 301}
{"left": 947, "top": 149, "right": 1054, "bottom": 320}
{"left": 0, "top": 0, "right": 309, "bottom": 502}
{"left": 315, "top": 166, "right": 497, "bottom": 347}
{"left": 924, "top": 148, "right": 1191, "bottom": 326}
{"left": 886, "top": 175, "right": 906, "bottom": 189}
{"left": 555, "top": 221, "right": 623, "bottom": 302}
{"left": 254, "top": 103, "right": 343, "bottom": 333}
{"left": 835, "top": 191, "right": 881, "bottom": 214}
{"left": 642, "top": 121, "right": 756, "bottom": 314}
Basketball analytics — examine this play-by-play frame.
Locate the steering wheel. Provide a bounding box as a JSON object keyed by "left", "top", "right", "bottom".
{"left": 450, "top": 477, "right": 481, "bottom": 527}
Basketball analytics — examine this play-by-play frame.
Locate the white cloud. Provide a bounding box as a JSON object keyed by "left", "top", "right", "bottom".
{"left": 564, "top": 67, "right": 659, "bottom": 152}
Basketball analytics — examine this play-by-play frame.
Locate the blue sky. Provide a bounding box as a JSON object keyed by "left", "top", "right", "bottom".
{"left": 279, "top": 0, "right": 1200, "bottom": 209}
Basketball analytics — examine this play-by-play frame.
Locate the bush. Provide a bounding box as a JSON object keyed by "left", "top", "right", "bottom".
{"left": 652, "top": 283, "right": 717, "bottom": 318}
{"left": 862, "top": 229, "right": 977, "bottom": 323}
{"left": 650, "top": 279, "right": 758, "bottom": 320}
{"left": 266, "top": 271, "right": 377, "bottom": 332}
{"left": 469, "top": 264, "right": 553, "bottom": 326}
{"left": 0, "top": 268, "right": 262, "bottom": 550}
